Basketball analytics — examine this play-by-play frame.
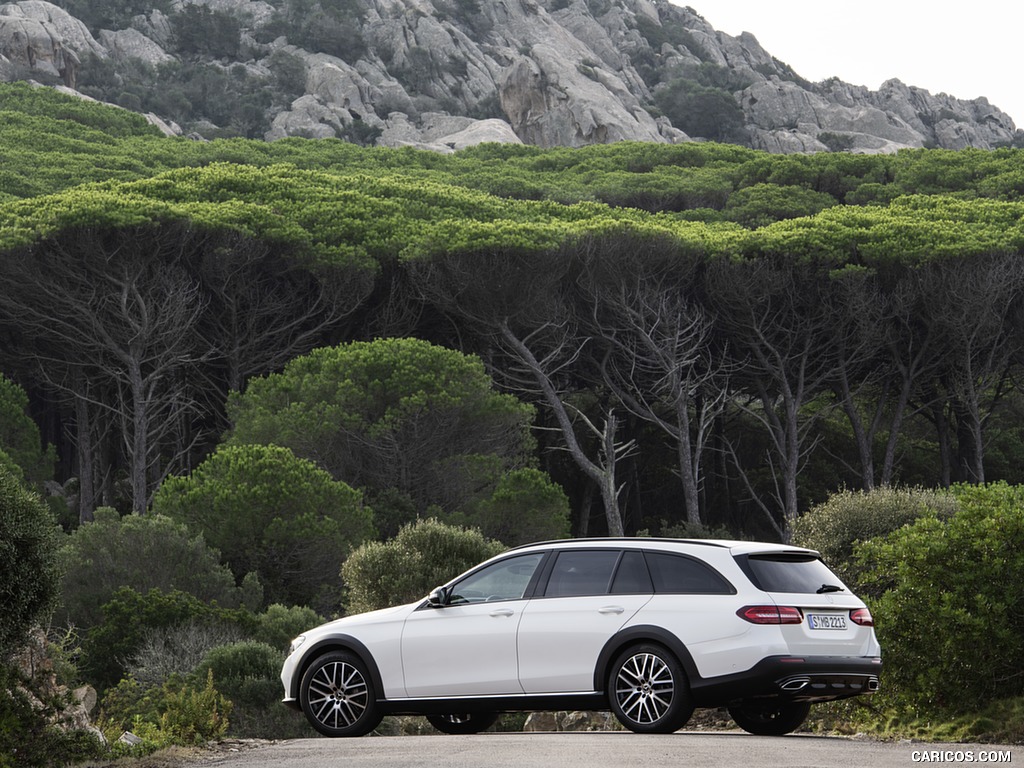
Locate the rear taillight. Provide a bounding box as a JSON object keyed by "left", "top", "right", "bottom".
{"left": 737, "top": 605, "right": 803, "bottom": 625}
{"left": 850, "top": 608, "right": 875, "bottom": 627}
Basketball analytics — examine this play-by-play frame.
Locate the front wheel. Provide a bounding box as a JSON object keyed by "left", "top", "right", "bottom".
{"left": 728, "top": 700, "right": 811, "bottom": 736}
{"left": 426, "top": 712, "right": 500, "bottom": 734}
{"left": 608, "top": 644, "right": 693, "bottom": 734}
{"left": 299, "top": 651, "right": 383, "bottom": 737}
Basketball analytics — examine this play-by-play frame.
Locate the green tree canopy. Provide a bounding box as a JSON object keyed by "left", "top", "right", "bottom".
{"left": 153, "top": 444, "right": 373, "bottom": 611}
{"left": 448, "top": 468, "right": 570, "bottom": 546}
{"left": 0, "top": 375, "right": 53, "bottom": 488}
{"left": 226, "top": 338, "right": 539, "bottom": 522}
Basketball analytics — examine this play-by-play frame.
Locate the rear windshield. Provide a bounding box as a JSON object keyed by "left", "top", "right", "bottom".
{"left": 742, "top": 554, "right": 845, "bottom": 594}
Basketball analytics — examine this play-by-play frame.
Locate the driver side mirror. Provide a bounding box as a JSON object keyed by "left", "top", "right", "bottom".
{"left": 426, "top": 586, "right": 448, "bottom": 608}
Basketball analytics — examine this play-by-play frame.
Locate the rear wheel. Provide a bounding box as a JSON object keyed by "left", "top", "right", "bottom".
{"left": 426, "top": 712, "right": 500, "bottom": 734}
{"left": 299, "top": 651, "right": 383, "bottom": 737}
{"left": 608, "top": 644, "right": 693, "bottom": 734}
{"left": 728, "top": 700, "right": 811, "bottom": 736}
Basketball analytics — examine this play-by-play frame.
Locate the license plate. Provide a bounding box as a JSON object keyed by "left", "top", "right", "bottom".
{"left": 807, "top": 613, "right": 847, "bottom": 630}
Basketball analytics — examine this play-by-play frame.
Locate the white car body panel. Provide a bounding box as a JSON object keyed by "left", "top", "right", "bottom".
{"left": 400, "top": 600, "right": 525, "bottom": 697}
{"left": 517, "top": 594, "right": 651, "bottom": 693}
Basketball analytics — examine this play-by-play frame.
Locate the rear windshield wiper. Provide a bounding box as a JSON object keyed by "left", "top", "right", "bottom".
{"left": 816, "top": 584, "right": 845, "bottom": 594}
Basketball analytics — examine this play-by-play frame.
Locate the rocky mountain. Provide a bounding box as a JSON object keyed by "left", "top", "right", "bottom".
{"left": 0, "top": 0, "right": 1018, "bottom": 152}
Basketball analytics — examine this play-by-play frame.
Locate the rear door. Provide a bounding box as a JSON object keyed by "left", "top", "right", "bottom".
{"left": 517, "top": 549, "right": 652, "bottom": 693}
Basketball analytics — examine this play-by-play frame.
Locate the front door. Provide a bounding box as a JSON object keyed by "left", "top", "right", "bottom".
{"left": 400, "top": 552, "right": 545, "bottom": 697}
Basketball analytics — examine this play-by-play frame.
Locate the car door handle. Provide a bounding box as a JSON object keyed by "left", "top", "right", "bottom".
{"left": 599, "top": 606, "right": 625, "bottom": 615}
{"left": 489, "top": 608, "right": 515, "bottom": 617}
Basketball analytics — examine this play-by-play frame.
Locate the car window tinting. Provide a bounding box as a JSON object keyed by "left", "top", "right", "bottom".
{"left": 744, "top": 555, "right": 845, "bottom": 594}
{"left": 645, "top": 552, "right": 734, "bottom": 594}
{"left": 610, "top": 551, "right": 653, "bottom": 594}
{"left": 448, "top": 553, "right": 545, "bottom": 604}
{"left": 544, "top": 550, "right": 620, "bottom": 597}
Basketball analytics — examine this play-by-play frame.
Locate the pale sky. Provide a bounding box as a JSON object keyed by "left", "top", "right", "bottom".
{"left": 690, "top": 2, "right": 1022, "bottom": 129}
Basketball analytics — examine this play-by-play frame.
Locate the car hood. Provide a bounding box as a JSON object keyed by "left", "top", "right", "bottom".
{"left": 306, "top": 601, "right": 419, "bottom": 637}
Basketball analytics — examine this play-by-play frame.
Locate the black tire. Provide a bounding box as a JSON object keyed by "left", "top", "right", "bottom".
{"left": 426, "top": 712, "right": 500, "bottom": 734}
{"left": 607, "top": 643, "right": 694, "bottom": 734}
{"left": 728, "top": 700, "right": 811, "bottom": 736}
{"left": 299, "top": 651, "right": 384, "bottom": 737}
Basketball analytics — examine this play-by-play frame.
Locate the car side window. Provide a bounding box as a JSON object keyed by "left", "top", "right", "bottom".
{"left": 610, "top": 550, "right": 653, "bottom": 594}
{"left": 448, "top": 553, "right": 545, "bottom": 604}
{"left": 544, "top": 550, "right": 620, "bottom": 597}
{"left": 645, "top": 552, "right": 735, "bottom": 595}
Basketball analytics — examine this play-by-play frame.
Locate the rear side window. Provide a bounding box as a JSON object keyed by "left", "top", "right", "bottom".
{"left": 743, "top": 554, "right": 845, "bottom": 594}
{"left": 645, "top": 552, "right": 735, "bottom": 595}
{"left": 545, "top": 550, "right": 619, "bottom": 597}
{"left": 610, "top": 551, "right": 653, "bottom": 594}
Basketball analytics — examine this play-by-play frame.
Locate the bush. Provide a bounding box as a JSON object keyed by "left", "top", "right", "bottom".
{"left": 342, "top": 518, "right": 505, "bottom": 614}
{"left": 194, "top": 641, "right": 281, "bottom": 701}
{"left": 792, "top": 486, "right": 958, "bottom": 588}
{"left": 251, "top": 604, "right": 323, "bottom": 653}
{"left": 0, "top": 467, "right": 61, "bottom": 659}
{"left": 855, "top": 481, "right": 1024, "bottom": 715}
{"left": 98, "top": 670, "right": 231, "bottom": 748}
{"left": 194, "top": 641, "right": 308, "bottom": 738}
{"left": 80, "top": 587, "right": 251, "bottom": 691}
{"left": 58, "top": 507, "right": 246, "bottom": 630}
{"left": 127, "top": 620, "right": 245, "bottom": 688}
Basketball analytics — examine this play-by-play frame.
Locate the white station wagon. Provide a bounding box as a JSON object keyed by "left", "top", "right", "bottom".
{"left": 281, "top": 538, "right": 881, "bottom": 736}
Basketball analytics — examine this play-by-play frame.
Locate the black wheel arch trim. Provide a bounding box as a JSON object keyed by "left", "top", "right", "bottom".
{"left": 593, "top": 625, "right": 700, "bottom": 693}
{"left": 291, "top": 635, "right": 386, "bottom": 703}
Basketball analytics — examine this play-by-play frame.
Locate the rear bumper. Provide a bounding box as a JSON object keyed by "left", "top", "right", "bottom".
{"left": 691, "top": 655, "right": 882, "bottom": 707}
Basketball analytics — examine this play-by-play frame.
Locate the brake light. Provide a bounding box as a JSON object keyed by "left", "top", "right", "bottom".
{"left": 850, "top": 608, "right": 875, "bottom": 627}
{"left": 737, "top": 605, "right": 803, "bottom": 625}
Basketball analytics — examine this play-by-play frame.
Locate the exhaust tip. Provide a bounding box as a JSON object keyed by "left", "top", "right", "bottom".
{"left": 867, "top": 677, "right": 880, "bottom": 692}
{"left": 780, "top": 677, "right": 810, "bottom": 692}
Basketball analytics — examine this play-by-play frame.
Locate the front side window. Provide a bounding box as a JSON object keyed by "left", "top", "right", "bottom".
{"left": 448, "top": 553, "right": 545, "bottom": 604}
{"left": 544, "top": 550, "right": 620, "bottom": 597}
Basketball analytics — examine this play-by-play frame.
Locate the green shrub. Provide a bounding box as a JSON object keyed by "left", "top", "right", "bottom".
{"left": 855, "top": 481, "right": 1024, "bottom": 715}
{"left": 81, "top": 587, "right": 251, "bottom": 691}
{"left": 194, "top": 641, "right": 281, "bottom": 703}
{"left": 0, "top": 467, "right": 61, "bottom": 659}
{"left": 194, "top": 641, "right": 308, "bottom": 738}
{"left": 251, "top": 604, "right": 322, "bottom": 652}
{"left": 792, "top": 486, "right": 958, "bottom": 588}
{"left": 58, "top": 506, "right": 245, "bottom": 630}
{"left": 98, "top": 671, "right": 231, "bottom": 748}
{"left": 342, "top": 518, "right": 505, "bottom": 614}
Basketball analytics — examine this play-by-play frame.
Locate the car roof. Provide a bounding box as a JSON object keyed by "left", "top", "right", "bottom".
{"left": 508, "top": 537, "right": 819, "bottom": 558}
